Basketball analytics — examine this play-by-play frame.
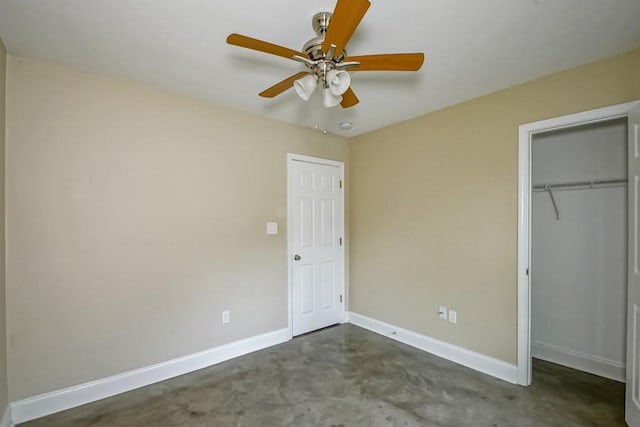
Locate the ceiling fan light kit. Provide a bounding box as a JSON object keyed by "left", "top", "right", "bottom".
{"left": 293, "top": 68, "right": 350, "bottom": 106}
{"left": 226, "top": 0, "right": 425, "bottom": 109}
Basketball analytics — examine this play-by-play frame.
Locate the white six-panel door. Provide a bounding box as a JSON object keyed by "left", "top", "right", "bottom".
{"left": 288, "top": 155, "right": 345, "bottom": 336}
{"left": 627, "top": 105, "right": 640, "bottom": 427}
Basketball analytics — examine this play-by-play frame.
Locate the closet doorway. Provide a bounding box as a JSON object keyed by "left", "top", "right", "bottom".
{"left": 530, "top": 118, "right": 627, "bottom": 383}
{"left": 517, "top": 100, "right": 640, "bottom": 426}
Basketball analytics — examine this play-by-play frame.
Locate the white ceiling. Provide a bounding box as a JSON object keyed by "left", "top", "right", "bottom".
{"left": 0, "top": 0, "right": 639, "bottom": 137}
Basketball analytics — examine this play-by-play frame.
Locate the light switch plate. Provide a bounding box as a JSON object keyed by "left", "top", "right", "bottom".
{"left": 438, "top": 306, "right": 448, "bottom": 320}
{"left": 266, "top": 222, "right": 278, "bottom": 235}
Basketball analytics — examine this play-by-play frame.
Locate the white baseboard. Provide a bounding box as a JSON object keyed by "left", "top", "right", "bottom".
{"left": 347, "top": 311, "right": 518, "bottom": 384}
{"left": 0, "top": 405, "right": 12, "bottom": 427}
{"left": 11, "top": 328, "right": 290, "bottom": 424}
{"left": 532, "top": 341, "right": 625, "bottom": 383}
{"left": 11, "top": 315, "right": 522, "bottom": 424}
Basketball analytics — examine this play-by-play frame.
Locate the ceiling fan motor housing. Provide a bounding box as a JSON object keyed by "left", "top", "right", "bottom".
{"left": 304, "top": 12, "right": 346, "bottom": 62}
{"left": 302, "top": 11, "right": 349, "bottom": 86}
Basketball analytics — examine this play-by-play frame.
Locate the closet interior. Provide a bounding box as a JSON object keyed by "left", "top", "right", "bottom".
{"left": 531, "top": 117, "right": 628, "bottom": 382}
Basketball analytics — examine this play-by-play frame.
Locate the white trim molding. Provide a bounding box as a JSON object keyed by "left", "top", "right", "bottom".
{"left": 517, "top": 100, "right": 640, "bottom": 386}
{"left": 532, "top": 341, "right": 625, "bottom": 383}
{"left": 0, "top": 406, "right": 12, "bottom": 427}
{"left": 348, "top": 312, "right": 518, "bottom": 384}
{"left": 11, "top": 328, "right": 290, "bottom": 425}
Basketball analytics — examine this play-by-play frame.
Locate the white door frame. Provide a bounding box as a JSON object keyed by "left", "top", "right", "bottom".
{"left": 286, "top": 153, "right": 346, "bottom": 338}
{"left": 517, "top": 100, "right": 640, "bottom": 385}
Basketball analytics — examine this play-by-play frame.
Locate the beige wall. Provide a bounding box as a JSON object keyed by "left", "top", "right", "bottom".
{"left": 6, "top": 45, "right": 639, "bottom": 402}
{"left": 0, "top": 37, "right": 8, "bottom": 415}
{"left": 5, "top": 56, "right": 348, "bottom": 400}
{"left": 349, "top": 48, "right": 640, "bottom": 364}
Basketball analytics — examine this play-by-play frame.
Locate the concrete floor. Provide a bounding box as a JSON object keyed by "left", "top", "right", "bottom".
{"left": 20, "top": 324, "right": 624, "bottom": 426}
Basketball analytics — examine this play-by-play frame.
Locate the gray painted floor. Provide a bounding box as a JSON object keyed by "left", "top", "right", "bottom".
{"left": 20, "top": 324, "right": 624, "bottom": 426}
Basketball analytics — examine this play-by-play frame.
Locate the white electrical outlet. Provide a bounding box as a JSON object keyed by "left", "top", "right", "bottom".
{"left": 449, "top": 310, "right": 457, "bottom": 324}
{"left": 438, "top": 306, "right": 448, "bottom": 320}
{"left": 222, "top": 310, "right": 230, "bottom": 324}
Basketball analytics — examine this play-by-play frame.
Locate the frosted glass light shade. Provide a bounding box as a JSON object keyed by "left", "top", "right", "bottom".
{"left": 323, "top": 87, "right": 342, "bottom": 108}
{"left": 326, "top": 69, "right": 350, "bottom": 96}
{"left": 294, "top": 75, "right": 318, "bottom": 101}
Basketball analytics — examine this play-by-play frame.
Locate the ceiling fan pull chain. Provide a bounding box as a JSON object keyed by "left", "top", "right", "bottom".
{"left": 312, "top": 89, "right": 328, "bottom": 135}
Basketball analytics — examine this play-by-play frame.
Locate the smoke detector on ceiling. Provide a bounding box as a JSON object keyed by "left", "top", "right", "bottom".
{"left": 339, "top": 121, "right": 353, "bottom": 130}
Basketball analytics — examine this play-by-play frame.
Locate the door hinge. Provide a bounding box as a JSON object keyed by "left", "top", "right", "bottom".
{"left": 339, "top": 180, "right": 343, "bottom": 189}
{"left": 340, "top": 294, "right": 343, "bottom": 303}
{"left": 339, "top": 237, "right": 343, "bottom": 246}
{"left": 526, "top": 268, "right": 529, "bottom": 276}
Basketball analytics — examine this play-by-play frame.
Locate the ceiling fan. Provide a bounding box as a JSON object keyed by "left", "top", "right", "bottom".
{"left": 226, "top": 0, "right": 425, "bottom": 108}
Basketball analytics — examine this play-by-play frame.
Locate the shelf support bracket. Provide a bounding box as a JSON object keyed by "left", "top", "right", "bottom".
{"left": 545, "top": 185, "right": 560, "bottom": 220}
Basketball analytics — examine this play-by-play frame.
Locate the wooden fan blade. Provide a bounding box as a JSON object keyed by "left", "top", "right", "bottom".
{"left": 227, "top": 33, "right": 306, "bottom": 61}
{"left": 341, "top": 87, "right": 359, "bottom": 108}
{"left": 259, "top": 72, "right": 309, "bottom": 98}
{"left": 322, "top": 0, "right": 370, "bottom": 58}
{"left": 346, "top": 53, "right": 425, "bottom": 71}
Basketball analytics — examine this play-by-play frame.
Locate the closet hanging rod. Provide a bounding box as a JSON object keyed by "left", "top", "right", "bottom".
{"left": 532, "top": 178, "right": 627, "bottom": 192}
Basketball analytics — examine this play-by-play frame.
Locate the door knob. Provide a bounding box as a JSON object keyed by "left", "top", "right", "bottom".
{"left": 294, "top": 254, "right": 301, "bottom": 261}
